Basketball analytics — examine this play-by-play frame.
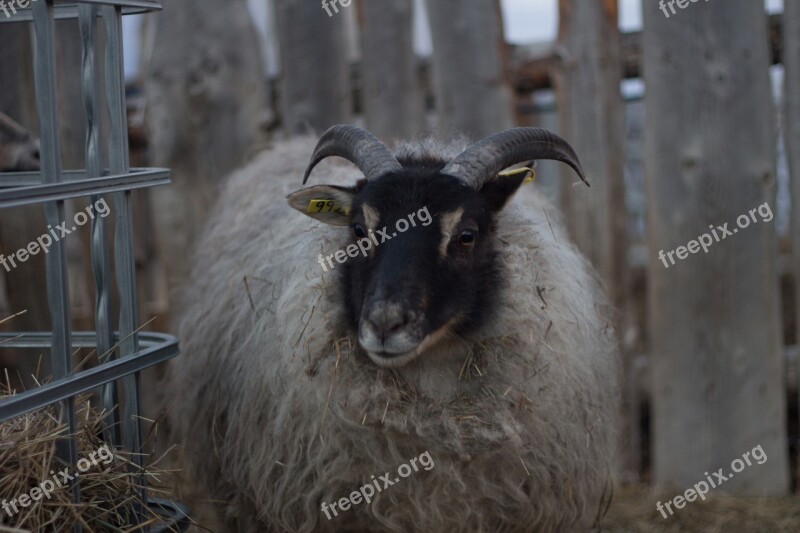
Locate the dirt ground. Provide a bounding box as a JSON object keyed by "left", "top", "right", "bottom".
{"left": 603, "top": 484, "right": 800, "bottom": 532}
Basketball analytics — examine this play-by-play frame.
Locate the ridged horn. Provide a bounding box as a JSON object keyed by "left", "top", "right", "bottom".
{"left": 440, "top": 127, "right": 589, "bottom": 188}
{"left": 303, "top": 125, "right": 403, "bottom": 184}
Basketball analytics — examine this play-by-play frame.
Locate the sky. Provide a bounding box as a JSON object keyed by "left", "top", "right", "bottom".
{"left": 124, "top": 0, "right": 785, "bottom": 80}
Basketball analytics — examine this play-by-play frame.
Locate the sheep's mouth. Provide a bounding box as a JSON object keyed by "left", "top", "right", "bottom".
{"left": 358, "top": 323, "right": 426, "bottom": 368}
{"left": 366, "top": 348, "right": 422, "bottom": 368}
{"left": 359, "top": 319, "right": 456, "bottom": 368}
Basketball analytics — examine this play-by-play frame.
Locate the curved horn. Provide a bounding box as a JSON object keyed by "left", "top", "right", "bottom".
{"left": 303, "top": 125, "right": 403, "bottom": 184}
{"left": 440, "top": 128, "right": 589, "bottom": 188}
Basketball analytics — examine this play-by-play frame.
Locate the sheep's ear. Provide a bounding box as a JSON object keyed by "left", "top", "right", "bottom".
{"left": 478, "top": 165, "right": 535, "bottom": 213}
{"left": 287, "top": 185, "right": 355, "bottom": 226}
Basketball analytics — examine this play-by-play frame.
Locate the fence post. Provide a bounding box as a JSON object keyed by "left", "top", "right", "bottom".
{"left": 643, "top": 0, "right": 789, "bottom": 493}
{"left": 554, "top": 0, "right": 630, "bottom": 479}
{"left": 274, "top": 0, "right": 350, "bottom": 134}
{"left": 425, "top": 0, "right": 513, "bottom": 139}
{"left": 359, "top": 0, "right": 424, "bottom": 140}
{"left": 784, "top": 0, "right": 800, "bottom": 487}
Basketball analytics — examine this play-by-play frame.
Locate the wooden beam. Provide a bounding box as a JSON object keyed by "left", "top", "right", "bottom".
{"left": 643, "top": 0, "right": 788, "bottom": 495}
{"left": 511, "top": 13, "right": 783, "bottom": 93}
{"left": 425, "top": 0, "right": 513, "bottom": 138}
{"left": 359, "top": 0, "right": 424, "bottom": 139}
{"left": 554, "top": 0, "right": 630, "bottom": 481}
{"left": 782, "top": 0, "right": 800, "bottom": 488}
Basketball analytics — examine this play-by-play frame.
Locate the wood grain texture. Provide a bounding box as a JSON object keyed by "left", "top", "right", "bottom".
{"left": 424, "top": 0, "right": 513, "bottom": 139}
{"left": 274, "top": 0, "right": 351, "bottom": 134}
{"left": 784, "top": 0, "right": 800, "bottom": 486}
{"left": 359, "top": 0, "right": 424, "bottom": 140}
{"left": 555, "top": 0, "right": 630, "bottom": 480}
{"left": 643, "top": 0, "right": 789, "bottom": 494}
{"left": 143, "top": 0, "right": 267, "bottom": 295}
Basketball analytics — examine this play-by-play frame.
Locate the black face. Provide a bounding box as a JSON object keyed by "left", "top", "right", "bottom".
{"left": 336, "top": 158, "right": 525, "bottom": 367}
{"left": 291, "top": 126, "right": 585, "bottom": 368}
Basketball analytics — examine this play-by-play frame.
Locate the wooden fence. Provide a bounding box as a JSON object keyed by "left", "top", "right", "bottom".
{"left": 1, "top": 0, "right": 797, "bottom": 492}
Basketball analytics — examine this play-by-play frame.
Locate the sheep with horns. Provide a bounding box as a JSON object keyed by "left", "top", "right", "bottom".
{"left": 166, "top": 125, "right": 619, "bottom": 532}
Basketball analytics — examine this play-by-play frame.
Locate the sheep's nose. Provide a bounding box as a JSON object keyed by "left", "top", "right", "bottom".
{"left": 366, "top": 305, "right": 409, "bottom": 343}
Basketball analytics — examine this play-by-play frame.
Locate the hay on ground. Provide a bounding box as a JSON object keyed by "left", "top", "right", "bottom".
{"left": 603, "top": 483, "right": 800, "bottom": 532}
{"left": 0, "top": 376, "right": 179, "bottom": 532}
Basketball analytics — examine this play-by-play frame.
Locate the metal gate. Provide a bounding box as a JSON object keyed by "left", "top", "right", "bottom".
{"left": 0, "top": 1, "right": 187, "bottom": 530}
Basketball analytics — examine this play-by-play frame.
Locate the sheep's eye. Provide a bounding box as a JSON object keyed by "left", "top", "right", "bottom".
{"left": 352, "top": 224, "right": 367, "bottom": 239}
{"left": 458, "top": 230, "right": 476, "bottom": 247}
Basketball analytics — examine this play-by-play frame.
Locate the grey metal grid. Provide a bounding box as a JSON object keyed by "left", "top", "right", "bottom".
{"left": 0, "top": 1, "right": 187, "bottom": 531}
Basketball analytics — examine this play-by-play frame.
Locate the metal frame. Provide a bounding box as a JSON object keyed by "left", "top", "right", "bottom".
{"left": 0, "top": 1, "right": 187, "bottom": 531}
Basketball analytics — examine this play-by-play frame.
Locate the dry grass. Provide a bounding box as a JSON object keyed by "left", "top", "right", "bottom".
{"left": 0, "top": 376, "right": 179, "bottom": 532}
{"left": 603, "top": 484, "right": 800, "bottom": 532}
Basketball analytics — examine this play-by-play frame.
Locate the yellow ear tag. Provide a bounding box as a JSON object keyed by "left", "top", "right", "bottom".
{"left": 307, "top": 199, "right": 350, "bottom": 216}
{"left": 498, "top": 166, "right": 536, "bottom": 184}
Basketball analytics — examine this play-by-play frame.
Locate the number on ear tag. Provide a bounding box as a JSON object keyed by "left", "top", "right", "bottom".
{"left": 308, "top": 199, "right": 350, "bottom": 216}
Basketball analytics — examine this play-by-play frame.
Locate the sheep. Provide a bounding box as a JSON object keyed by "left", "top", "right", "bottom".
{"left": 0, "top": 111, "right": 40, "bottom": 172}
{"left": 166, "top": 125, "right": 619, "bottom": 532}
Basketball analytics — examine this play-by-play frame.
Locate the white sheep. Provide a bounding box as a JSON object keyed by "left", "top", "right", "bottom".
{"left": 166, "top": 126, "right": 619, "bottom": 532}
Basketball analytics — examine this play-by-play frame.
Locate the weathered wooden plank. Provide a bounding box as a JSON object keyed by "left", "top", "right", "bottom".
{"left": 784, "top": 0, "right": 800, "bottom": 486}
{"left": 358, "top": 0, "right": 424, "bottom": 140}
{"left": 274, "top": 0, "right": 350, "bottom": 134}
{"left": 554, "top": 0, "right": 629, "bottom": 480}
{"left": 511, "top": 13, "right": 784, "bottom": 93}
{"left": 424, "top": 0, "right": 512, "bottom": 139}
{"left": 643, "top": 0, "right": 788, "bottom": 494}
{"left": 143, "top": 0, "right": 267, "bottom": 294}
